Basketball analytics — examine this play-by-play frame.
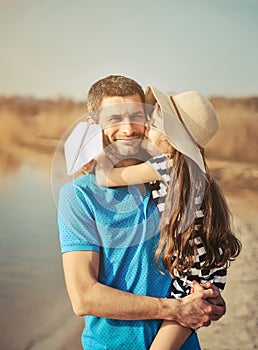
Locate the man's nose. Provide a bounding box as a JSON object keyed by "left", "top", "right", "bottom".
{"left": 119, "top": 118, "right": 135, "bottom": 135}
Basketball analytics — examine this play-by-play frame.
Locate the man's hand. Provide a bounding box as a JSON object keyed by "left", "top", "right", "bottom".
{"left": 173, "top": 283, "right": 226, "bottom": 330}
{"left": 199, "top": 281, "right": 226, "bottom": 318}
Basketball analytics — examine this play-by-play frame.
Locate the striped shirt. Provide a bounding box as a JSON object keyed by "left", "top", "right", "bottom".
{"left": 148, "top": 154, "right": 227, "bottom": 298}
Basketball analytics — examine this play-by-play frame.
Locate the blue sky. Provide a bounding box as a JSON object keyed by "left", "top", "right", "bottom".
{"left": 0, "top": 0, "right": 257, "bottom": 99}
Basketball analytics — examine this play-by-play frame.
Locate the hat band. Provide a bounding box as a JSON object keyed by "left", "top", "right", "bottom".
{"left": 169, "top": 96, "right": 184, "bottom": 124}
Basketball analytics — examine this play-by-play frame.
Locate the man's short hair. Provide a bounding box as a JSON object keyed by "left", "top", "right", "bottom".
{"left": 87, "top": 75, "right": 145, "bottom": 121}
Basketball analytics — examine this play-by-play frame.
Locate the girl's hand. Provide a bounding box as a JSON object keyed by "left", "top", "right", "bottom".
{"left": 95, "top": 152, "right": 115, "bottom": 187}
{"left": 79, "top": 159, "right": 96, "bottom": 176}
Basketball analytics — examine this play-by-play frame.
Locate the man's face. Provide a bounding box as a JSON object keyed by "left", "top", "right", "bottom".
{"left": 97, "top": 94, "right": 146, "bottom": 157}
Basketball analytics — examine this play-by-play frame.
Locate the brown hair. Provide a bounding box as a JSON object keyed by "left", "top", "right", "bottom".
{"left": 87, "top": 75, "right": 145, "bottom": 120}
{"left": 155, "top": 149, "right": 241, "bottom": 277}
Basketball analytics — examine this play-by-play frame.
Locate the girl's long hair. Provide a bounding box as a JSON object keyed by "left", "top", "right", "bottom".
{"left": 155, "top": 149, "right": 241, "bottom": 277}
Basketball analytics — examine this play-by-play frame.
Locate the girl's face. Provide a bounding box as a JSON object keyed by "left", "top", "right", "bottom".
{"left": 145, "top": 105, "right": 171, "bottom": 153}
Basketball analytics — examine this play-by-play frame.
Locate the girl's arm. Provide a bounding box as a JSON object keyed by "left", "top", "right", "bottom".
{"left": 150, "top": 321, "right": 192, "bottom": 350}
{"left": 150, "top": 282, "right": 205, "bottom": 350}
{"left": 95, "top": 154, "right": 161, "bottom": 187}
{"left": 150, "top": 279, "right": 226, "bottom": 350}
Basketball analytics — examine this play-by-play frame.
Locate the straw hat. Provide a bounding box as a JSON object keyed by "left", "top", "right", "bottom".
{"left": 145, "top": 85, "right": 219, "bottom": 173}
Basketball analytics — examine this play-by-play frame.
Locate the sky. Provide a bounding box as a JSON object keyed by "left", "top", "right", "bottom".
{"left": 0, "top": 0, "right": 258, "bottom": 100}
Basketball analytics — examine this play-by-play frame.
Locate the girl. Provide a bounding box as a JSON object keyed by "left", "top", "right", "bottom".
{"left": 94, "top": 87, "right": 241, "bottom": 350}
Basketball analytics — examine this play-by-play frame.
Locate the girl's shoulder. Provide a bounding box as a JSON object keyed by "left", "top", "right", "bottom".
{"left": 149, "top": 153, "right": 168, "bottom": 162}
{"left": 148, "top": 154, "right": 173, "bottom": 171}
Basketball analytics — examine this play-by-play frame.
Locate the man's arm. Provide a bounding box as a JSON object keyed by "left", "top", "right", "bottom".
{"left": 62, "top": 250, "right": 226, "bottom": 328}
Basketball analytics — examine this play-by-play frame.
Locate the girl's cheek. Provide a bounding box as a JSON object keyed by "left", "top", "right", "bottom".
{"left": 148, "top": 130, "right": 158, "bottom": 143}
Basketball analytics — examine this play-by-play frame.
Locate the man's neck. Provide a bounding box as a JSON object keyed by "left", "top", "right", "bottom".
{"left": 114, "top": 148, "right": 152, "bottom": 168}
{"left": 115, "top": 158, "right": 143, "bottom": 168}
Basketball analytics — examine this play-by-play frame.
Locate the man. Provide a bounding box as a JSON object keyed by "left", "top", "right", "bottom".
{"left": 58, "top": 75, "right": 225, "bottom": 349}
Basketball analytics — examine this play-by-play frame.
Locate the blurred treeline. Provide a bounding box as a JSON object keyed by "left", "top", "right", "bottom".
{"left": 0, "top": 94, "right": 257, "bottom": 164}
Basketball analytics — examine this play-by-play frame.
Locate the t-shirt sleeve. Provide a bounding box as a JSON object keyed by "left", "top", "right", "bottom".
{"left": 147, "top": 154, "right": 172, "bottom": 185}
{"left": 168, "top": 265, "right": 227, "bottom": 299}
{"left": 58, "top": 181, "right": 100, "bottom": 254}
{"left": 147, "top": 154, "right": 172, "bottom": 213}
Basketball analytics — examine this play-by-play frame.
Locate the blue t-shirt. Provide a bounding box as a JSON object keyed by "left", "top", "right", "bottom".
{"left": 58, "top": 173, "right": 200, "bottom": 350}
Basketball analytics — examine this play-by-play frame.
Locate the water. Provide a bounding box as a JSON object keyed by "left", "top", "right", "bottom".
{"left": 0, "top": 165, "right": 81, "bottom": 350}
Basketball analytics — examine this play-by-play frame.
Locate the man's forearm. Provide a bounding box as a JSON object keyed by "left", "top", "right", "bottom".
{"left": 63, "top": 251, "right": 176, "bottom": 320}
{"left": 73, "top": 280, "right": 176, "bottom": 320}
{"left": 63, "top": 251, "right": 225, "bottom": 329}
{"left": 71, "top": 279, "right": 225, "bottom": 330}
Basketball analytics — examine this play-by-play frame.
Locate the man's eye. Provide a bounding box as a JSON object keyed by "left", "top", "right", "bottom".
{"left": 131, "top": 114, "right": 145, "bottom": 122}
{"left": 109, "top": 116, "right": 121, "bottom": 122}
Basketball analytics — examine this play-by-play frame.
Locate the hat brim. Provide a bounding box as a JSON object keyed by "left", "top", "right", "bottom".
{"left": 64, "top": 122, "right": 103, "bottom": 175}
{"left": 145, "top": 85, "right": 205, "bottom": 173}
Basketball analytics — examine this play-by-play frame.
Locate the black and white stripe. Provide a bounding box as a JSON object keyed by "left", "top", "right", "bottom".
{"left": 148, "top": 155, "right": 227, "bottom": 299}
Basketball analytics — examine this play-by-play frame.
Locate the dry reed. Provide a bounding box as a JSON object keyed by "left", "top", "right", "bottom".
{"left": 206, "top": 96, "right": 258, "bottom": 163}
{"left": 0, "top": 95, "right": 257, "bottom": 164}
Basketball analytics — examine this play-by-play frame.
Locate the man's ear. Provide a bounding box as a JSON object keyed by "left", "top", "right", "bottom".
{"left": 144, "top": 121, "right": 150, "bottom": 131}
{"left": 149, "top": 104, "right": 164, "bottom": 132}
{"left": 85, "top": 115, "right": 95, "bottom": 124}
{"left": 144, "top": 121, "right": 150, "bottom": 139}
